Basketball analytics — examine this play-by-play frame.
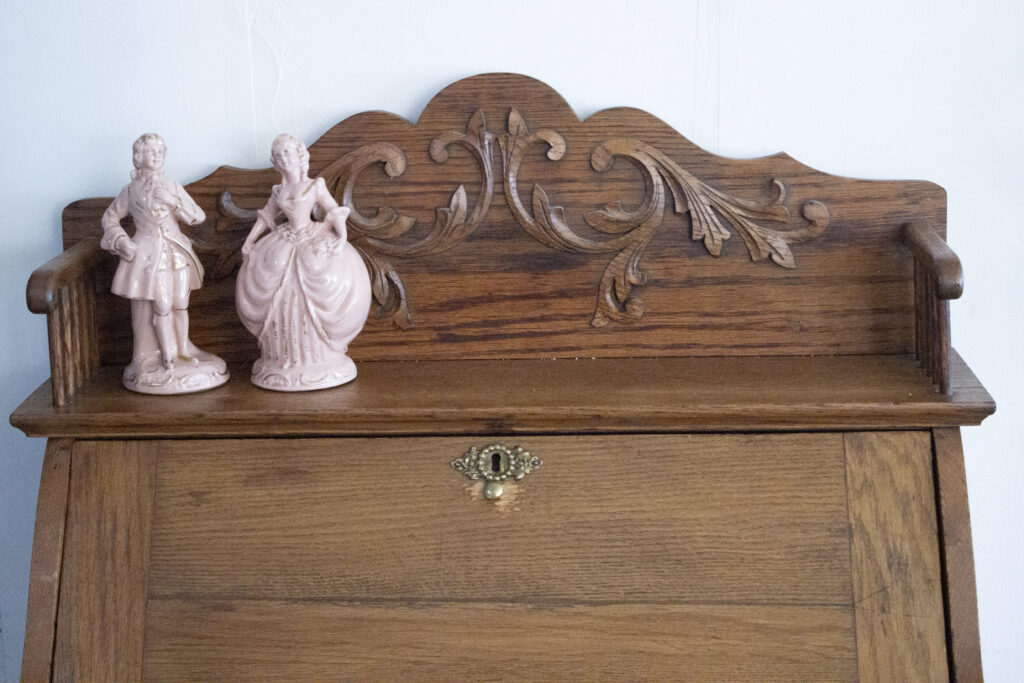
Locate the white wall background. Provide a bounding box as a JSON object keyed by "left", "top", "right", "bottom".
{"left": 1, "top": 0, "right": 1021, "bottom": 678}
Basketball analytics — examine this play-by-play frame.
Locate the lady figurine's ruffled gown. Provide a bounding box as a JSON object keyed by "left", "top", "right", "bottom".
{"left": 236, "top": 145, "right": 371, "bottom": 391}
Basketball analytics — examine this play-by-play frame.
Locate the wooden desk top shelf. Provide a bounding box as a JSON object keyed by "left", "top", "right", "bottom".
{"left": 12, "top": 74, "right": 993, "bottom": 681}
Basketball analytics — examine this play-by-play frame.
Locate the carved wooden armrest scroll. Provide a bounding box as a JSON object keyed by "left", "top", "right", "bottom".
{"left": 903, "top": 220, "right": 963, "bottom": 394}
{"left": 26, "top": 236, "right": 106, "bottom": 406}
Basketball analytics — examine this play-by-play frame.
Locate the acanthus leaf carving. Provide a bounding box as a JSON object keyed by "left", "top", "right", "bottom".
{"left": 300, "top": 141, "right": 418, "bottom": 329}
{"left": 190, "top": 190, "right": 257, "bottom": 281}
{"left": 351, "top": 242, "right": 412, "bottom": 329}
{"left": 503, "top": 112, "right": 831, "bottom": 326}
{"left": 323, "top": 140, "right": 416, "bottom": 240}
{"left": 217, "top": 112, "right": 498, "bottom": 329}
{"left": 319, "top": 109, "right": 494, "bottom": 326}
{"left": 219, "top": 107, "right": 831, "bottom": 329}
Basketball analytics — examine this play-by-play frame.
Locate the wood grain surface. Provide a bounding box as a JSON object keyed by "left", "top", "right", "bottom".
{"left": 28, "top": 237, "right": 104, "bottom": 405}
{"left": 20, "top": 439, "right": 72, "bottom": 683}
{"left": 57, "top": 73, "right": 948, "bottom": 364}
{"left": 10, "top": 352, "right": 994, "bottom": 439}
{"left": 37, "top": 432, "right": 961, "bottom": 678}
{"left": 52, "top": 441, "right": 157, "bottom": 682}
{"left": 844, "top": 431, "right": 948, "bottom": 681}
{"left": 933, "top": 427, "right": 983, "bottom": 681}
{"left": 142, "top": 599, "right": 857, "bottom": 680}
{"left": 904, "top": 221, "right": 963, "bottom": 300}
{"left": 13, "top": 71, "right": 990, "bottom": 681}
{"left": 146, "top": 434, "right": 851, "bottom": 605}
{"left": 906, "top": 221, "right": 960, "bottom": 394}
{"left": 25, "top": 236, "right": 105, "bottom": 314}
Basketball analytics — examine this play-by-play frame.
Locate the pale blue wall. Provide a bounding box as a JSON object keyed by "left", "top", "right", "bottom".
{"left": 1, "top": 0, "right": 1021, "bottom": 678}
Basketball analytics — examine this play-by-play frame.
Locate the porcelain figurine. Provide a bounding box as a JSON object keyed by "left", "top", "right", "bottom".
{"left": 236, "top": 133, "right": 371, "bottom": 391}
{"left": 101, "top": 133, "right": 229, "bottom": 394}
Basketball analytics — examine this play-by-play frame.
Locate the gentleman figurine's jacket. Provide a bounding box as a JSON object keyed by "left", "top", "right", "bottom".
{"left": 100, "top": 176, "right": 206, "bottom": 299}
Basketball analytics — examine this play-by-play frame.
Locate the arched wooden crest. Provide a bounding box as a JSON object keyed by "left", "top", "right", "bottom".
{"left": 62, "top": 73, "right": 946, "bottom": 363}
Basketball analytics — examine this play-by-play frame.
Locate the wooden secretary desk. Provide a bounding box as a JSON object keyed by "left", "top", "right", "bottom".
{"left": 11, "top": 74, "right": 994, "bottom": 680}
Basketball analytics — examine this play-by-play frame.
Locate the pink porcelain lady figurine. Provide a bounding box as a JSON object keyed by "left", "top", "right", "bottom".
{"left": 101, "top": 133, "right": 229, "bottom": 394}
{"left": 236, "top": 134, "right": 371, "bottom": 391}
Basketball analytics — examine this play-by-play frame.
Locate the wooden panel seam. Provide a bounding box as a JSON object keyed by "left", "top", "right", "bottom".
{"left": 20, "top": 438, "right": 73, "bottom": 683}
{"left": 844, "top": 430, "right": 948, "bottom": 681}
{"left": 931, "top": 427, "right": 983, "bottom": 682}
{"left": 839, "top": 433, "right": 862, "bottom": 683}
{"left": 137, "top": 441, "right": 161, "bottom": 679}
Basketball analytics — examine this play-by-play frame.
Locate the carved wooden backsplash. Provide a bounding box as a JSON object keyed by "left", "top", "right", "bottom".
{"left": 62, "top": 74, "right": 947, "bottom": 363}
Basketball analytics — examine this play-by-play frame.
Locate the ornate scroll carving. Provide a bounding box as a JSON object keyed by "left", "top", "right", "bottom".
{"left": 317, "top": 142, "right": 417, "bottom": 328}
{"left": 215, "top": 111, "right": 496, "bottom": 328}
{"left": 501, "top": 109, "right": 831, "bottom": 326}
{"left": 315, "top": 109, "right": 494, "bottom": 327}
{"left": 191, "top": 191, "right": 255, "bottom": 280}
{"left": 218, "top": 107, "right": 830, "bottom": 329}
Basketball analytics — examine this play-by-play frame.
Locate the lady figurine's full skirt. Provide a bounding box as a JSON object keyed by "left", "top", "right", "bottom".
{"left": 236, "top": 135, "right": 371, "bottom": 391}
{"left": 236, "top": 219, "right": 370, "bottom": 390}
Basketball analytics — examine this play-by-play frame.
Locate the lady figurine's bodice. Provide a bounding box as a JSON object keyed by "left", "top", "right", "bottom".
{"left": 273, "top": 179, "right": 328, "bottom": 235}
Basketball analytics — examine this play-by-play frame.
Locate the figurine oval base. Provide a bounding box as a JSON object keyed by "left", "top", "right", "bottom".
{"left": 123, "top": 357, "right": 229, "bottom": 395}
{"left": 251, "top": 355, "right": 357, "bottom": 392}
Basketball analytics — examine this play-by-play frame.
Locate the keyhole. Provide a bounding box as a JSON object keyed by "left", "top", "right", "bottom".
{"left": 491, "top": 453, "right": 502, "bottom": 473}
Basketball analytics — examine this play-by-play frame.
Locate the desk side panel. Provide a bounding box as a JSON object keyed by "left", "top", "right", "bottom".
{"left": 52, "top": 441, "right": 157, "bottom": 681}
{"left": 933, "top": 427, "right": 983, "bottom": 681}
{"left": 20, "top": 439, "right": 72, "bottom": 682}
{"left": 845, "top": 431, "right": 949, "bottom": 681}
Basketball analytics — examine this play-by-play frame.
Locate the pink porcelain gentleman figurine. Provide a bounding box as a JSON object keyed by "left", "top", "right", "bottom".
{"left": 235, "top": 133, "right": 371, "bottom": 391}
{"left": 101, "top": 133, "right": 229, "bottom": 394}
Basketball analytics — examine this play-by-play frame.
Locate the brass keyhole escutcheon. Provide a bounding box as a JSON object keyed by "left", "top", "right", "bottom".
{"left": 450, "top": 444, "right": 542, "bottom": 500}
